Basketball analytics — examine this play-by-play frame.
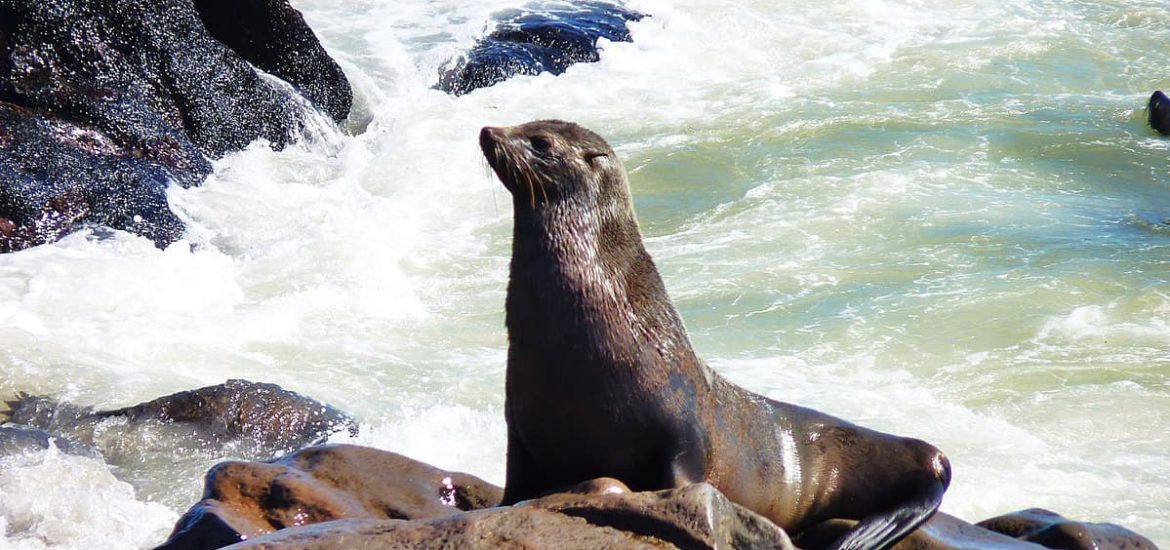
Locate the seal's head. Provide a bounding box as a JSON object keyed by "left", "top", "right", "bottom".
{"left": 480, "top": 120, "right": 626, "bottom": 211}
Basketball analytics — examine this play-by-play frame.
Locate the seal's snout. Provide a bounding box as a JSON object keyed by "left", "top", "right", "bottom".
{"left": 480, "top": 126, "right": 518, "bottom": 196}
{"left": 934, "top": 450, "right": 952, "bottom": 489}
{"left": 480, "top": 126, "right": 503, "bottom": 161}
{"left": 480, "top": 126, "right": 510, "bottom": 187}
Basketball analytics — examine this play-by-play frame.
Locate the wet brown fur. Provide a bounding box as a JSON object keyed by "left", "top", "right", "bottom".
{"left": 481, "top": 120, "right": 952, "bottom": 550}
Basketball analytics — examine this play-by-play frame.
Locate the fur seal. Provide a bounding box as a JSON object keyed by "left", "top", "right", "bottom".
{"left": 1149, "top": 90, "right": 1170, "bottom": 136}
{"left": 480, "top": 120, "right": 952, "bottom": 550}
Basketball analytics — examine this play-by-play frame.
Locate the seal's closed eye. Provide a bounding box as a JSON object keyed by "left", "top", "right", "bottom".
{"left": 529, "top": 135, "right": 553, "bottom": 152}
{"left": 585, "top": 151, "right": 608, "bottom": 165}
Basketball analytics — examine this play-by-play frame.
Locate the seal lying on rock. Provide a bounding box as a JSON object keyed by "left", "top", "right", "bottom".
{"left": 481, "top": 120, "right": 952, "bottom": 550}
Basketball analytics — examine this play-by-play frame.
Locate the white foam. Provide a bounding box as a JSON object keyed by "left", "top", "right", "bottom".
{"left": 0, "top": 447, "right": 176, "bottom": 549}
{"left": 2, "top": 0, "right": 1169, "bottom": 545}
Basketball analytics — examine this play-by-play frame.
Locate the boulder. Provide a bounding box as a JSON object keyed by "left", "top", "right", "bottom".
{"left": 155, "top": 444, "right": 504, "bottom": 549}
{"left": 977, "top": 508, "right": 1158, "bottom": 550}
{"left": 190, "top": 0, "right": 352, "bottom": 123}
{"left": 797, "top": 512, "right": 1049, "bottom": 550}
{"left": 436, "top": 1, "right": 644, "bottom": 96}
{"left": 797, "top": 510, "right": 1157, "bottom": 550}
{"left": 0, "top": 100, "right": 199, "bottom": 251}
{"left": 0, "top": 424, "right": 98, "bottom": 457}
{"left": 156, "top": 444, "right": 796, "bottom": 550}
{"left": 0, "top": 0, "right": 350, "bottom": 252}
{"left": 2, "top": 379, "right": 357, "bottom": 456}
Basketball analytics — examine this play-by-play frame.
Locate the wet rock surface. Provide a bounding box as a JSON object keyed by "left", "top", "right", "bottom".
{"left": 135, "top": 437, "right": 1159, "bottom": 550}
{"left": 156, "top": 444, "right": 505, "bottom": 549}
{"left": 977, "top": 508, "right": 1159, "bottom": 550}
{"left": 0, "top": 424, "right": 97, "bottom": 457}
{"left": 798, "top": 510, "right": 1158, "bottom": 550}
{"left": 156, "top": 444, "right": 796, "bottom": 550}
{"left": 1, "top": 379, "right": 357, "bottom": 458}
{"left": 0, "top": 0, "right": 350, "bottom": 252}
{"left": 436, "top": 1, "right": 644, "bottom": 96}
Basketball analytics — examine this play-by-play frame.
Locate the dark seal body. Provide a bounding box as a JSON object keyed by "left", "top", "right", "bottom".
{"left": 1149, "top": 90, "right": 1170, "bottom": 136}
{"left": 480, "top": 120, "right": 951, "bottom": 550}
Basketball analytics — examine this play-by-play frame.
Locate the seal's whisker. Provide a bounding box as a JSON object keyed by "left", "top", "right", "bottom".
{"left": 535, "top": 172, "right": 550, "bottom": 206}
{"left": 523, "top": 167, "right": 537, "bottom": 209}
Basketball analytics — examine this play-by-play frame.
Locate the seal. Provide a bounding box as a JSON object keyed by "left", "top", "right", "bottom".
{"left": 480, "top": 120, "right": 952, "bottom": 550}
{"left": 1149, "top": 90, "right": 1170, "bottom": 136}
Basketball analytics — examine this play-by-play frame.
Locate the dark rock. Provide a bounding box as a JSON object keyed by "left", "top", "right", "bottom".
{"left": 0, "top": 100, "right": 200, "bottom": 251}
{"left": 799, "top": 510, "right": 1158, "bottom": 550}
{"left": 0, "top": 424, "right": 98, "bottom": 457}
{"left": 798, "top": 512, "right": 1049, "bottom": 550}
{"left": 0, "top": 0, "right": 351, "bottom": 251}
{"left": 436, "top": 1, "right": 644, "bottom": 96}
{"left": 1149, "top": 91, "right": 1170, "bottom": 136}
{"left": 190, "top": 0, "right": 352, "bottom": 124}
{"left": 156, "top": 444, "right": 503, "bottom": 549}
{"left": 2, "top": 379, "right": 357, "bottom": 455}
{"left": 978, "top": 508, "right": 1158, "bottom": 550}
{"left": 158, "top": 443, "right": 795, "bottom": 550}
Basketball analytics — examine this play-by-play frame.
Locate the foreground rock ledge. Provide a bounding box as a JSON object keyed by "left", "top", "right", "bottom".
{"left": 156, "top": 444, "right": 794, "bottom": 550}
{"left": 157, "top": 444, "right": 1158, "bottom": 550}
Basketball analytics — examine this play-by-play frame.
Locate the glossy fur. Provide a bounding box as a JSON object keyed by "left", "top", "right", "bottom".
{"left": 481, "top": 120, "right": 951, "bottom": 550}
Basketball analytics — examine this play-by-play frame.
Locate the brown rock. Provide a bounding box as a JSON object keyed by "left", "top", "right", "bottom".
{"left": 158, "top": 444, "right": 796, "bottom": 550}
{"left": 156, "top": 444, "right": 502, "bottom": 549}
{"left": 222, "top": 482, "right": 796, "bottom": 550}
{"left": 527, "top": 482, "right": 795, "bottom": 550}
{"left": 977, "top": 508, "right": 1158, "bottom": 550}
{"left": 223, "top": 512, "right": 670, "bottom": 549}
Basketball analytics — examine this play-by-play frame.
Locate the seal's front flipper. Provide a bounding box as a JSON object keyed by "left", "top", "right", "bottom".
{"left": 828, "top": 475, "right": 948, "bottom": 550}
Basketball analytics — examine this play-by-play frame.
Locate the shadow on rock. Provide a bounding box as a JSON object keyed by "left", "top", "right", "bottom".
{"left": 435, "top": 1, "right": 644, "bottom": 96}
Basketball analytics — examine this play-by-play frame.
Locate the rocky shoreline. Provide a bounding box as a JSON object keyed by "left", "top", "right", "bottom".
{"left": 153, "top": 440, "right": 1155, "bottom": 550}
{"left": 0, "top": 0, "right": 644, "bottom": 253}
{"left": 2, "top": 1, "right": 1167, "bottom": 549}
{"left": 1, "top": 380, "right": 1156, "bottom": 549}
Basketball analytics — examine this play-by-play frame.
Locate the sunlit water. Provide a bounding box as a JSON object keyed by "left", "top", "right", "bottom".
{"left": 2, "top": 0, "right": 1169, "bottom": 547}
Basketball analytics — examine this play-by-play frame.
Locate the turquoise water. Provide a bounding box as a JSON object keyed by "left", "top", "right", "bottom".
{"left": 1, "top": 0, "right": 1168, "bottom": 547}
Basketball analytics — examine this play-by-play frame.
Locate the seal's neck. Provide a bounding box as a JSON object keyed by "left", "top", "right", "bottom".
{"left": 506, "top": 195, "right": 696, "bottom": 374}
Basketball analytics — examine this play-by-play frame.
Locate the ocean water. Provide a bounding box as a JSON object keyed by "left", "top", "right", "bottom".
{"left": 2, "top": 0, "right": 1169, "bottom": 547}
